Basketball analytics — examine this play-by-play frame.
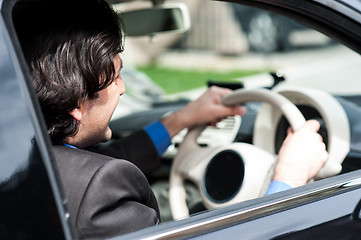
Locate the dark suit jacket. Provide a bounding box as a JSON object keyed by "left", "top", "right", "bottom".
{"left": 53, "top": 130, "right": 161, "bottom": 239}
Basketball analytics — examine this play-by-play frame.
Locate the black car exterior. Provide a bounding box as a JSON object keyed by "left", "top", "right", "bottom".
{"left": 1, "top": 0, "right": 361, "bottom": 239}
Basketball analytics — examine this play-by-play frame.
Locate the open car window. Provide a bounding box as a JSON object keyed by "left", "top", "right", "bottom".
{"left": 109, "top": 0, "right": 361, "bottom": 224}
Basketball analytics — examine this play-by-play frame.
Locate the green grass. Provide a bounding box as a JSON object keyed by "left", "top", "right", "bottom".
{"left": 136, "top": 65, "right": 261, "bottom": 94}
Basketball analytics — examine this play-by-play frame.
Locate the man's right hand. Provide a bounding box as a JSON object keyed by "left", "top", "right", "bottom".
{"left": 273, "top": 120, "right": 329, "bottom": 187}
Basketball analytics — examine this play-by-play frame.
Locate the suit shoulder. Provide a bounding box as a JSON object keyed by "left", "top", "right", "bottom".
{"left": 74, "top": 152, "right": 160, "bottom": 238}
{"left": 52, "top": 146, "right": 141, "bottom": 227}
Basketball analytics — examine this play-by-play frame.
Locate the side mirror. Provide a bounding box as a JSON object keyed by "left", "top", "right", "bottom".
{"left": 119, "top": 2, "right": 190, "bottom": 37}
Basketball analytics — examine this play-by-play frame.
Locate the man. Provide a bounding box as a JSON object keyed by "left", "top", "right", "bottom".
{"left": 16, "top": 0, "right": 327, "bottom": 238}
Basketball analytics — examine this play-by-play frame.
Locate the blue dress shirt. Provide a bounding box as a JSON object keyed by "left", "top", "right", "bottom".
{"left": 265, "top": 180, "right": 292, "bottom": 195}
{"left": 143, "top": 121, "right": 172, "bottom": 157}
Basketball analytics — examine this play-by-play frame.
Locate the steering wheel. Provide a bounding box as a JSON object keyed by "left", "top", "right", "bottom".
{"left": 169, "top": 88, "right": 307, "bottom": 220}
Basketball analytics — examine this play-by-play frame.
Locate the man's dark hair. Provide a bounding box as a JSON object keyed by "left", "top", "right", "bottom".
{"left": 15, "top": 0, "right": 124, "bottom": 144}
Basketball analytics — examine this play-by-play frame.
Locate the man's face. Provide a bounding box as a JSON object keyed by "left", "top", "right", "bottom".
{"left": 70, "top": 54, "right": 125, "bottom": 148}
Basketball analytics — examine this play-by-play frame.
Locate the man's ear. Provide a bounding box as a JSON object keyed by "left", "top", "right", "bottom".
{"left": 69, "top": 108, "right": 82, "bottom": 121}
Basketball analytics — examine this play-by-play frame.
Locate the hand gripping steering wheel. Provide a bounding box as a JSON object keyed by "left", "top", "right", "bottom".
{"left": 169, "top": 88, "right": 306, "bottom": 220}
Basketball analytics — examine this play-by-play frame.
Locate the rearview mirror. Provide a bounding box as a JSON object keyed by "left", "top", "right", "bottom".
{"left": 120, "top": 3, "right": 190, "bottom": 37}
